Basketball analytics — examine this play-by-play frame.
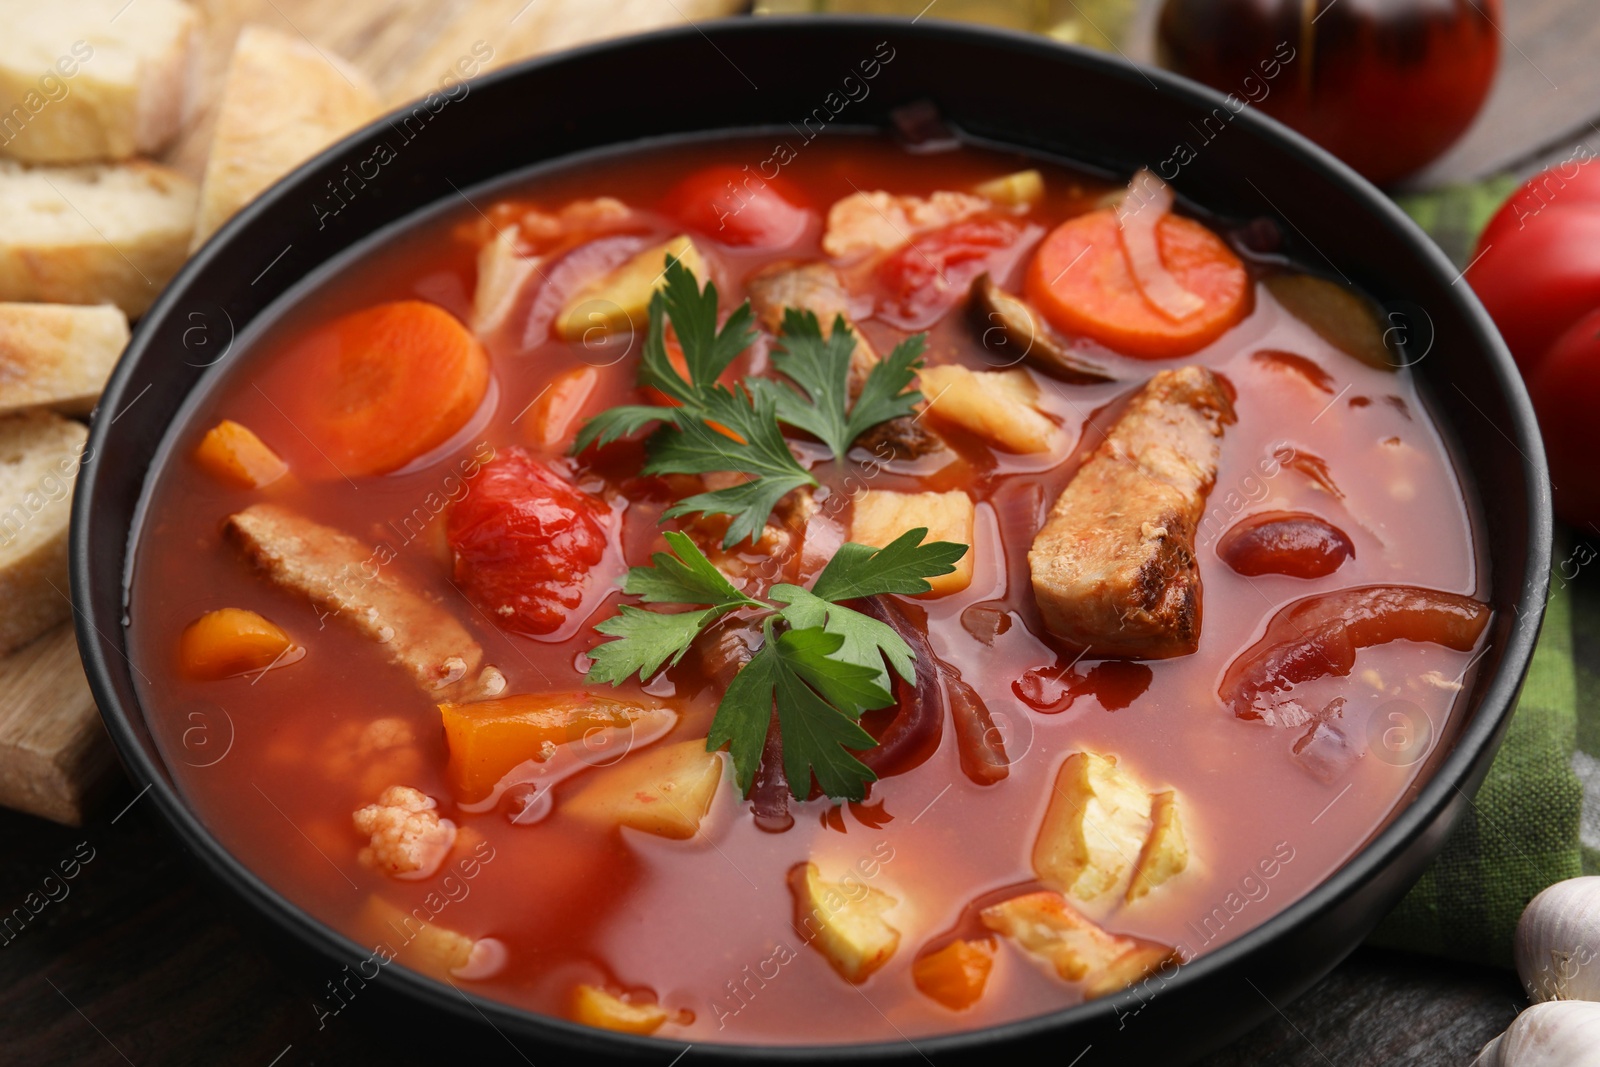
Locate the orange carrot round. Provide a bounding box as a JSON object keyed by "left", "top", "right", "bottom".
{"left": 293, "top": 301, "right": 490, "bottom": 476}
{"left": 1026, "top": 208, "right": 1250, "bottom": 359}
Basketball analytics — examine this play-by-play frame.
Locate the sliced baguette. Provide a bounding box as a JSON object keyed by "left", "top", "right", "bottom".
{"left": 0, "top": 0, "right": 200, "bottom": 164}
{"left": 0, "top": 411, "right": 88, "bottom": 655}
{"left": 190, "top": 26, "right": 380, "bottom": 249}
{"left": 0, "top": 303, "right": 128, "bottom": 416}
{"left": 0, "top": 160, "right": 198, "bottom": 317}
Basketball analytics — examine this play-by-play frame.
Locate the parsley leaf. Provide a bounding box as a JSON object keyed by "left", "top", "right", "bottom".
{"left": 757, "top": 309, "right": 926, "bottom": 461}
{"left": 626, "top": 530, "right": 763, "bottom": 609}
{"left": 808, "top": 526, "right": 969, "bottom": 601}
{"left": 586, "top": 605, "right": 725, "bottom": 686}
{"left": 768, "top": 586, "right": 915, "bottom": 696}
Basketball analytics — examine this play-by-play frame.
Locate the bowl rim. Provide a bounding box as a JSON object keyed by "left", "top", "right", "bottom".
{"left": 71, "top": 14, "right": 1553, "bottom": 1062}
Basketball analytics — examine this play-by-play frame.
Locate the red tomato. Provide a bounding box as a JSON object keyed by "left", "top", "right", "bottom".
{"left": 448, "top": 450, "right": 609, "bottom": 635}
{"left": 660, "top": 165, "right": 811, "bottom": 250}
{"left": 1528, "top": 308, "right": 1600, "bottom": 525}
{"left": 1157, "top": 0, "right": 1499, "bottom": 187}
{"left": 1467, "top": 161, "right": 1600, "bottom": 376}
{"left": 876, "top": 217, "right": 1026, "bottom": 331}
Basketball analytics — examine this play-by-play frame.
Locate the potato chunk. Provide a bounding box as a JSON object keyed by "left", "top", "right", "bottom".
{"left": 1033, "top": 752, "right": 1153, "bottom": 907}
{"left": 439, "top": 692, "right": 673, "bottom": 803}
{"left": 563, "top": 740, "right": 725, "bottom": 840}
{"left": 1127, "top": 790, "right": 1189, "bottom": 902}
{"left": 572, "top": 985, "right": 670, "bottom": 1035}
{"left": 357, "top": 895, "right": 474, "bottom": 978}
{"left": 980, "top": 890, "right": 1177, "bottom": 999}
{"left": 557, "top": 234, "right": 706, "bottom": 340}
{"left": 791, "top": 861, "right": 901, "bottom": 982}
{"left": 918, "top": 365, "right": 1058, "bottom": 453}
{"left": 850, "top": 490, "right": 975, "bottom": 595}
{"left": 913, "top": 938, "right": 995, "bottom": 1010}
{"left": 974, "top": 169, "right": 1044, "bottom": 208}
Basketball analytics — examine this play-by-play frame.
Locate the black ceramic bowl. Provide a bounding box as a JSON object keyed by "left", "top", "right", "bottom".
{"left": 71, "top": 16, "right": 1550, "bottom": 1066}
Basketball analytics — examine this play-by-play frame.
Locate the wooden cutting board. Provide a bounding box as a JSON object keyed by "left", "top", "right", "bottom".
{"left": 0, "top": 0, "right": 744, "bottom": 826}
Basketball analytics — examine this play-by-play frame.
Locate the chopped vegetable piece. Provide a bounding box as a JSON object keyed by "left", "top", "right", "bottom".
{"left": 661, "top": 164, "right": 811, "bottom": 250}
{"left": 1217, "top": 511, "right": 1354, "bottom": 579}
{"left": 352, "top": 785, "right": 456, "bottom": 879}
{"left": 439, "top": 692, "right": 671, "bottom": 802}
{"left": 524, "top": 365, "right": 600, "bottom": 450}
{"left": 556, "top": 234, "right": 707, "bottom": 340}
{"left": 917, "top": 365, "right": 1058, "bottom": 453}
{"left": 285, "top": 300, "right": 490, "bottom": 476}
{"left": 1127, "top": 790, "right": 1189, "bottom": 903}
{"left": 572, "top": 985, "right": 671, "bottom": 1035}
{"left": 875, "top": 216, "right": 1029, "bottom": 331}
{"left": 447, "top": 449, "right": 610, "bottom": 637}
{"left": 356, "top": 894, "right": 476, "bottom": 978}
{"left": 913, "top": 938, "right": 996, "bottom": 1010}
{"left": 1265, "top": 274, "right": 1394, "bottom": 370}
{"left": 1220, "top": 585, "right": 1492, "bottom": 724}
{"left": 969, "top": 273, "right": 1116, "bottom": 384}
{"left": 790, "top": 861, "right": 901, "bottom": 982}
{"left": 980, "top": 890, "right": 1178, "bottom": 998}
{"left": 193, "top": 419, "right": 288, "bottom": 488}
{"left": 1033, "top": 751, "right": 1153, "bottom": 906}
{"left": 822, "top": 189, "right": 988, "bottom": 260}
{"left": 850, "top": 491, "right": 975, "bottom": 596}
{"left": 177, "top": 607, "right": 294, "bottom": 679}
{"left": 1025, "top": 205, "right": 1249, "bottom": 359}
{"left": 471, "top": 225, "right": 538, "bottom": 336}
{"left": 563, "top": 739, "right": 725, "bottom": 839}
{"left": 1117, "top": 169, "right": 1207, "bottom": 321}
{"left": 974, "top": 169, "right": 1044, "bottom": 208}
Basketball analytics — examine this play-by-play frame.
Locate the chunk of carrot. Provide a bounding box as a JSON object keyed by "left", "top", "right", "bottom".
{"left": 438, "top": 692, "right": 673, "bottom": 802}
{"left": 1025, "top": 208, "right": 1250, "bottom": 359}
{"left": 290, "top": 300, "right": 490, "bottom": 477}
{"left": 193, "top": 419, "right": 288, "bottom": 488}
{"left": 912, "top": 938, "right": 996, "bottom": 1011}
{"left": 525, "top": 365, "right": 600, "bottom": 449}
{"left": 179, "top": 608, "right": 294, "bottom": 679}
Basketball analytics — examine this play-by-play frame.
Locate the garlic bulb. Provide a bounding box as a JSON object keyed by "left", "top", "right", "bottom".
{"left": 1474, "top": 1001, "right": 1600, "bottom": 1066}
{"left": 1516, "top": 877, "right": 1600, "bottom": 1003}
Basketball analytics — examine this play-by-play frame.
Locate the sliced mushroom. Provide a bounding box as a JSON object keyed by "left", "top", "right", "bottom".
{"left": 969, "top": 273, "right": 1117, "bottom": 384}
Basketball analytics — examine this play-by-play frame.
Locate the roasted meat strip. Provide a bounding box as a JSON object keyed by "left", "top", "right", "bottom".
{"left": 226, "top": 503, "right": 484, "bottom": 693}
{"left": 1028, "top": 367, "right": 1235, "bottom": 658}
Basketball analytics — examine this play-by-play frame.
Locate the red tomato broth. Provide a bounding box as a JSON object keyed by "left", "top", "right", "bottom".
{"left": 125, "top": 135, "right": 1485, "bottom": 1044}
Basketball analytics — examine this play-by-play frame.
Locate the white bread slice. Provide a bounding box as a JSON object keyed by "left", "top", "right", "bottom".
{"left": 0, "top": 160, "right": 198, "bottom": 317}
{"left": 0, "top": 411, "right": 88, "bottom": 655}
{"left": 0, "top": 303, "right": 128, "bottom": 416}
{"left": 190, "top": 26, "right": 380, "bottom": 249}
{"left": 0, "top": 0, "right": 200, "bottom": 164}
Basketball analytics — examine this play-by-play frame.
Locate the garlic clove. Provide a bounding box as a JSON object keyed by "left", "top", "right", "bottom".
{"left": 1473, "top": 1001, "right": 1600, "bottom": 1067}
{"left": 1515, "top": 876, "right": 1600, "bottom": 1003}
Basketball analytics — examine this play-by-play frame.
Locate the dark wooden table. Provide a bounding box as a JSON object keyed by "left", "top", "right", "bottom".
{"left": 5, "top": 1, "right": 1595, "bottom": 1064}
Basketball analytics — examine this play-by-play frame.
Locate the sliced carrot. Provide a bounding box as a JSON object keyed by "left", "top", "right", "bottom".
{"left": 293, "top": 301, "right": 490, "bottom": 477}
{"left": 179, "top": 608, "right": 294, "bottom": 679}
{"left": 912, "top": 938, "right": 996, "bottom": 1011}
{"left": 525, "top": 366, "right": 600, "bottom": 449}
{"left": 1025, "top": 208, "right": 1250, "bottom": 359}
{"left": 193, "top": 419, "right": 289, "bottom": 488}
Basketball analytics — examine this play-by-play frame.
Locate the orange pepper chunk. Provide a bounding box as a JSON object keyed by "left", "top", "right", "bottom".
{"left": 179, "top": 608, "right": 295, "bottom": 679}
{"left": 438, "top": 692, "right": 671, "bottom": 802}
{"left": 912, "top": 938, "right": 996, "bottom": 1011}
{"left": 525, "top": 365, "right": 600, "bottom": 449}
{"left": 193, "top": 419, "right": 289, "bottom": 488}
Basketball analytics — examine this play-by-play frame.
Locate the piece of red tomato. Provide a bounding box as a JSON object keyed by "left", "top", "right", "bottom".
{"left": 876, "top": 217, "right": 1027, "bottom": 331}
{"left": 1468, "top": 161, "right": 1600, "bottom": 376}
{"left": 660, "top": 165, "right": 811, "bottom": 250}
{"left": 1528, "top": 307, "right": 1600, "bottom": 525}
{"left": 448, "top": 450, "right": 609, "bottom": 636}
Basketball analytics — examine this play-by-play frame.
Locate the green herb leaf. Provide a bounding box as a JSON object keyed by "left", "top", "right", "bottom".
{"left": 845, "top": 334, "right": 926, "bottom": 443}
{"left": 770, "top": 586, "right": 915, "bottom": 695}
{"left": 625, "top": 530, "right": 762, "bottom": 609}
{"left": 585, "top": 605, "right": 726, "bottom": 686}
{"left": 571, "top": 403, "right": 678, "bottom": 454}
{"left": 808, "top": 527, "right": 969, "bottom": 602}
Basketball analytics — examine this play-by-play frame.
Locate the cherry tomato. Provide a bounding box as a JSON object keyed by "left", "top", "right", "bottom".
{"left": 1528, "top": 307, "right": 1600, "bottom": 525}
{"left": 660, "top": 165, "right": 811, "bottom": 250}
{"left": 1156, "top": 0, "right": 1499, "bottom": 187}
{"left": 1467, "top": 161, "right": 1600, "bottom": 376}
{"left": 447, "top": 449, "right": 609, "bottom": 636}
{"left": 876, "top": 217, "right": 1026, "bottom": 331}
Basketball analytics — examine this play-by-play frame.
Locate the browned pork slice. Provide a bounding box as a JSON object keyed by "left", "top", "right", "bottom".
{"left": 1028, "top": 367, "right": 1235, "bottom": 659}
{"left": 225, "top": 503, "right": 484, "bottom": 693}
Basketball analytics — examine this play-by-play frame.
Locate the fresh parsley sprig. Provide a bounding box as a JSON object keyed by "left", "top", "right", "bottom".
{"left": 586, "top": 528, "right": 968, "bottom": 801}
{"left": 571, "top": 258, "right": 926, "bottom": 549}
